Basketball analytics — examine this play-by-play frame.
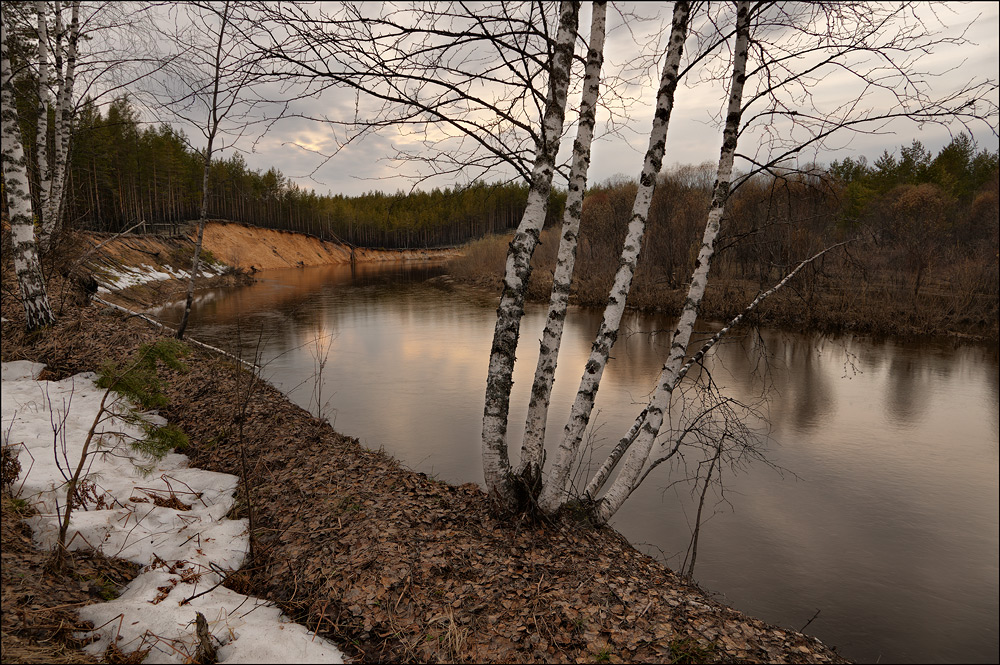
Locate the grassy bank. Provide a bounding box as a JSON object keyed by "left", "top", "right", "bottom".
{"left": 448, "top": 229, "right": 998, "bottom": 341}
{"left": 2, "top": 266, "right": 851, "bottom": 663}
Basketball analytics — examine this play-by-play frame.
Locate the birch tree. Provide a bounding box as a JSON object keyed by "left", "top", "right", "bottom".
{"left": 34, "top": 1, "right": 51, "bottom": 231}
{"left": 23, "top": 0, "right": 160, "bottom": 247}
{"left": 221, "top": 2, "right": 996, "bottom": 523}
{"left": 2, "top": 21, "right": 55, "bottom": 330}
{"left": 40, "top": 0, "right": 80, "bottom": 246}
{"left": 537, "top": 1, "right": 692, "bottom": 511}
{"left": 590, "top": 2, "right": 751, "bottom": 521}
{"left": 481, "top": 1, "right": 580, "bottom": 507}
{"left": 550, "top": 1, "right": 994, "bottom": 523}
{"left": 491, "top": 1, "right": 995, "bottom": 522}
{"left": 516, "top": 0, "right": 608, "bottom": 491}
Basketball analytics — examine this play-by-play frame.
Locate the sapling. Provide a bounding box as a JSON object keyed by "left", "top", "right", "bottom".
{"left": 52, "top": 338, "right": 190, "bottom": 570}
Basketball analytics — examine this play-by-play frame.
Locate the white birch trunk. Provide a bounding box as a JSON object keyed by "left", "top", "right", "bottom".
{"left": 35, "top": 2, "right": 51, "bottom": 219}
{"left": 2, "top": 23, "right": 55, "bottom": 330}
{"left": 482, "top": 1, "right": 579, "bottom": 506}
{"left": 538, "top": 1, "right": 691, "bottom": 512}
{"left": 594, "top": 1, "right": 752, "bottom": 525}
{"left": 517, "top": 1, "right": 607, "bottom": 488}
{"left": 44, "top": 0, "right": 79, "bottom": 243}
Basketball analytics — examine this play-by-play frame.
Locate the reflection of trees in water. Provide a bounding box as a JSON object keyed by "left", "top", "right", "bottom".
{"left": 884, "top": 352, "right": 927, "bottom": 428}
{"left": 595, "top": 310, "right": 683, "bottom": 389}
{"left": 173, "top": 263, "right": 998, "bottom": 445}
{"left": 880, "top": 339, "right": 963, "bottom": 429}
{"left": 701, "top": 328, "right": 837, "bottom": 434}
{"left": 593, "top": 317, "right": 841, "bottom": 436}
{"left": 785, "top": 337, "right": 835, "bottom": 433}
{"left": 983, "top": 346, "right": 999, "bottom": 441}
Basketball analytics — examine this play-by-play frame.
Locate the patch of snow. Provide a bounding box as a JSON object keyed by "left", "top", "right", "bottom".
{"left": 2, "top": 360, "right": 47, "bottom": 381}
{"left": 94, "top": 261, "right": 223, "bottom": 293}
{"left": 1, "top": 363, "right": 344, "bottom": 664}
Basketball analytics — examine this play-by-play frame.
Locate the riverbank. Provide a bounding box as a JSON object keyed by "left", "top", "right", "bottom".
{"left": 1, "top": 273, "right": 849, "bottom": 662}
{"left": 446, "top": 232, "right": 999, "bottom": 342}
{"left": 75, "top": 220, "right": 459, "bottom": 310}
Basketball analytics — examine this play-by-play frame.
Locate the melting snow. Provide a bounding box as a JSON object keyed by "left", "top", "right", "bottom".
{"left": 95, "top": 262, "right": 226, "bottom": 293}
{"left": 1, "top": 360, "right": 343, "bottom": 663}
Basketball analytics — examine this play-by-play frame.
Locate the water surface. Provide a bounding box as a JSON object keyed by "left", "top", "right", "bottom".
{"left": 151, "top": 262, "right": 999, "bottom": 664}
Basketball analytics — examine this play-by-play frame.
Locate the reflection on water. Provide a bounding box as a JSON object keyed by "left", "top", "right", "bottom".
{"left": 151, "top": 263, "right": 999, "bottom": 664}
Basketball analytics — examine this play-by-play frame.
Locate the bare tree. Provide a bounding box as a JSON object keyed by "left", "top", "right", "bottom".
{"left": 538, "top": 0, "right": 693, "bottom": 512}
{"left": 155, "top": 1, "right": 272, "bottom": 339}
{"left": 38, "top": 1, "right": 80, "bottom": 247}
{"left": 2, "top": 21, "right": 55, "bottom": 330}
{"left": 223, "top": 2, "right": 996, "bottom": 524}
{"left": 23, "top": 1, "right": 167, "bottom": 245}
{"left": 517, "top": 1, "right": 608, "bottom": 493}
{"left": 254, "top": 1, "right": 573, "bottom": 188}
{"left": 478, "top": 1, "right": 580, "bottom": 506}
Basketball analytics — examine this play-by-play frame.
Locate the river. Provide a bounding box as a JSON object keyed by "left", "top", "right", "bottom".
{"left": 150, "top": 261, "right": 999, "bottom": 664}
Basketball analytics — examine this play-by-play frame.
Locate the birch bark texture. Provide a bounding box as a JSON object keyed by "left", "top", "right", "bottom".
{"left": 481, "top": 1, "right": 580, "bottom": 505}
{"left": 35, "top": 1, "right": 51, "bottom": 223}
{"left": 517, "top": 0, "right": 608, "bottom": 488}
{"left": 32, "top": 1, "right": 80, "bottom": 248}
{"left": 594, "top": 0, "right": 753, "bottom": 524}
{"left": 538, "top": 1, "right": 692, "bottom": 512}
{"left": 43, "top": 0, "right": 80, "bottom": 244}
{"left": 2, "top": 22, "right": 55, "bottom": 330}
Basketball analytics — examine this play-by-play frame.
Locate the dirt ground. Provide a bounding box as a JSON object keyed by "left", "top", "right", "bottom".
{"left": 1, "top": 490, "right": 141, "bottom": 664}
{"left": 1, "top": 260, "right": 851, "bottom": 664}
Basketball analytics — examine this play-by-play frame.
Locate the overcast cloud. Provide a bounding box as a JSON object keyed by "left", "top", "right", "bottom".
{"left": 141, "top": 2, "right": 999, "bottom": 197}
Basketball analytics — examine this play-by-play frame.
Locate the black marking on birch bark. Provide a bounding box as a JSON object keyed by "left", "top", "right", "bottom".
{"left": 551, "top": 281, "right": 571, "bottom": 296}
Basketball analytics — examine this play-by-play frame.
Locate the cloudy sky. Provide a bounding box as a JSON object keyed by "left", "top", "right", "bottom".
{"left": 149, "top": 2, "right": 999, "bottom": 197}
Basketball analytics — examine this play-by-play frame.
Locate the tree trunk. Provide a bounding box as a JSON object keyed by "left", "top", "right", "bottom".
{"left": 482, "top": 1, "right": 579, "bottom": 509}
{"left": 35, "top": 2, "right": 51, "bottom": 228}
{"left": 538, "top": 1, "right": 692, "bottom": 512}
{"left": 2, "top": 23, "right": 55, "bottom": 330}
{"left": 177, "top": 2, "right": 232, "bottom": 339}
{"left": 43, "top": 1, "right": 78, "bottom": 244}
{"left": 594, "top": 0, "right": 752, "bottom": 524}
{"left": 518, "top": 1, "right": 608, "bottom": 492}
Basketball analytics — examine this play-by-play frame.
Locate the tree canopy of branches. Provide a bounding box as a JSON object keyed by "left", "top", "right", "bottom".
{"left": 285, "top": 0, "right": 992, "bottom": 522}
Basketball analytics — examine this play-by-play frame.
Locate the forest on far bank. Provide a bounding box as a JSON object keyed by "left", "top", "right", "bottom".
{"left": 450, "top": 133, "right": 998, "bottom": 339}
{"left": 8, "top": 88, "right": 999, "bottom": 336}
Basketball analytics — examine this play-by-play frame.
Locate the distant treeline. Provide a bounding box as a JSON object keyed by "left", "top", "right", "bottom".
{"left": 452, "top": 134, "right": 999, "bottom": 338}
{"left": 50, "top": 97, "right": 565, "bottom": 248}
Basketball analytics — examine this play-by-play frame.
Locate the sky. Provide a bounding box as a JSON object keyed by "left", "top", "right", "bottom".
{"left": 137, "top": 2, "right": 1000, "bottom": 197}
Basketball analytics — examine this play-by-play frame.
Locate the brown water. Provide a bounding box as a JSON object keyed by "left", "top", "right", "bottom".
{"left": 151, "top": 262, "right": 999, "bottom": 664}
